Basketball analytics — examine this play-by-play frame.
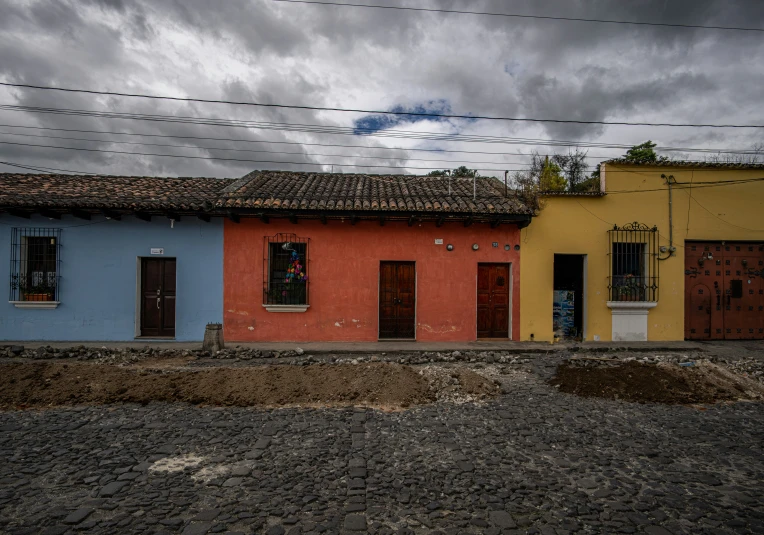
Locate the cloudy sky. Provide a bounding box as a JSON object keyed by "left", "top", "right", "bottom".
{"left": 0, "top": 0, "right": 762, "bottom": 178}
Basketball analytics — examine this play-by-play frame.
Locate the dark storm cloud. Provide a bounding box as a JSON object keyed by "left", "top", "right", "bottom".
{"left": 0, "top": 0, "right": 762, "bottom": 177}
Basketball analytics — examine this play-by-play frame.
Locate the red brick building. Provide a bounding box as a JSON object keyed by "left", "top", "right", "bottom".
{"left": 220, "top": 171, "right": 532, "bottom": 342}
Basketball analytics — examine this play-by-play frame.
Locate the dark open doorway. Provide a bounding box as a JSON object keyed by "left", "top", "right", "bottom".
{"left": 553, "top": 254, "right": 585, "bottom": 341}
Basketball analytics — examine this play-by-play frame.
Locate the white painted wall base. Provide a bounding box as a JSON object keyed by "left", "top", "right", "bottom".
{"left": 607, "top": 301, "right": 657, "bottom": 341}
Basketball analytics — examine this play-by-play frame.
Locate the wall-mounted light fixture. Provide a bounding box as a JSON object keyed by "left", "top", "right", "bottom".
{"left": 504, "top": 244, "right": 510, "bottom": 251}
{"left": 514, "top": 245, "right": 520, "bottom": 251}
{"left": 446, "top": 244, "right": 454, "bottom": 251}
{"left": 472, "top": 243, "right": 479, "bottom": 251}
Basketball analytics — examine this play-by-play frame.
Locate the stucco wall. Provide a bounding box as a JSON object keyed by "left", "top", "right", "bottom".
{"left": 520, "top": 164, "right": 764, "bottom": 342}
{"left": 0, "top": 215, "right": 223, "bottom": 341}
{"left": 224, "top": 219, "right": 522, "bottom": 342}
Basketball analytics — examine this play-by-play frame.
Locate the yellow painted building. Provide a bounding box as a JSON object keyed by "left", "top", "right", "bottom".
{"left": 520, "top": 160, "right": 764, "bottom": 342}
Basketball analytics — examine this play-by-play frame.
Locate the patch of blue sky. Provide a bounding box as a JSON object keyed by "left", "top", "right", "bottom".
{"left": 353, "top": 99, "right": 465, "bottom": 135}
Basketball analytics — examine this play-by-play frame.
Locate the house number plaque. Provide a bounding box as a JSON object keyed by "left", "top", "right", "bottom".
{"left": 150, "top": 248, "right": 164, "bottom": 255}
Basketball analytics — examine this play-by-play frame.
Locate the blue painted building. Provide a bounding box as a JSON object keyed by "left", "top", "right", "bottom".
{"left": 0, "top": 174, "right": 230, "bottom": 341}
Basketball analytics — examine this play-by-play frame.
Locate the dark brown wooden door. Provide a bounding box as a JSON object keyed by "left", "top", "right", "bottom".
{"left": 685, "top": 242, "right": 764, "bottom": 340}
{"left": 477, "top": 263, "right": 510, "bottom": 339}
{"left": 141, "top": 258, "right": 176, "bottom": 337}
{"left": 379, "top": 261, "right": 416, "bottom": 339}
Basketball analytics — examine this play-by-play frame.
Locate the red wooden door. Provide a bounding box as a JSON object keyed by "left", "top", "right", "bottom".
{"left": 685, "top": 242, "right": 764, "bottom": 340}
{"left": 141, "top": 258, "right": 176, "bottom": 337}
{"left": 379, "top": 262, "right": 416, "bottom": 339}
{"left": 477, "top": 263, "right": 510, "bottom": 339}
{"left": 685, "top": 242, "right": 723, "bottom": 340}
{"left": 723, "top": 244, "right": 763, "bottom": 339}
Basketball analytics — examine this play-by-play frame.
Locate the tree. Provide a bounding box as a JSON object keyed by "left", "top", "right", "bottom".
{"left": 538, "top": 156, "right": 567, "bottom": 192}
{"left": 551, "top": 150, "right": 588, "bottom": 190}
{"left": 623, "top": 141, "right": 669, "bottom": 163}
{"left": 572, "top": 163, "right": 601, "bottom": 192}
{"left": 426, "top": 166, "right": 479, "bottom": 178}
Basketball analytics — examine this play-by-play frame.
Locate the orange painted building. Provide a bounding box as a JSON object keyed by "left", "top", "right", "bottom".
{"left": 219, "top": 171, "right": 533, "bottom": 343}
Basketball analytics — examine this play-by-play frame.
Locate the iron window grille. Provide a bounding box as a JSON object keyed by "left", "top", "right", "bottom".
{"left": 263, "top": 233, "right": 309, "bottom": 306}
{"left": 9, "top": 228, "right": 62, "bottom": 302}
{"left": 608, "top": 222, "right": 659, "bottom": 302}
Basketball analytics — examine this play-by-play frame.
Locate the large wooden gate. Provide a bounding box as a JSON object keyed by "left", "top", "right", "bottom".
{"left": 685, "top": 242, "right": 764, "bottom": 340}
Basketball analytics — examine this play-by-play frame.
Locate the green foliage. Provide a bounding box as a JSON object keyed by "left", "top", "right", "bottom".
{"left": 539, "top": 157, "right": 568, "bottom": 192}
{"left": 572, "top": 176, "right": 600, "bottom": 192}
{"left": 551, "top": 150, "right": 588, "bottom": 190}
{"left": 426, "top": 166, "right": 478, "bottom": 178}
{"left": 623, "top": 141, "right": 669, "bottom": 163}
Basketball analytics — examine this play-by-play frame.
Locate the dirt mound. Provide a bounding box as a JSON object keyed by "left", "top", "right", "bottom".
{"left": 550, "top": 360, "right": 764, "bottom": 404}
{"left": 418, "top": 366, "right": 501, "bottom": 403}
{"left": 0, "top": 361, "right": 499, "bottom": 410}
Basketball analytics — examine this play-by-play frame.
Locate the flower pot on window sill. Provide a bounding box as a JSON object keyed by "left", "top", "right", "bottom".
{"left": 24, "top": 293, "right": 53, "bottom": 302}
{"left": 617, "top": 295, "right": 643, "bottom": 302}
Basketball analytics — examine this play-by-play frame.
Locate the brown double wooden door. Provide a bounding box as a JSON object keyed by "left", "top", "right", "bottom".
{"left": 685, "top": 242, "right": 764, "bottom": 340}
{"left": 141, "top": 258, "right": 176, "bottom": 337}
{"left": 379, "top": 261, "right": 416, "bottom": 339}
{"left": 477, "top": 263, "right": 510, "bottom": 339}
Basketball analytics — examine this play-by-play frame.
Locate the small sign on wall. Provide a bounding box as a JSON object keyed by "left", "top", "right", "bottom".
{"left": 150, "top": 248, "right": 164, "bottom": 255}
{"left": 434, "top": 239, "right": 443, "bottom": 245}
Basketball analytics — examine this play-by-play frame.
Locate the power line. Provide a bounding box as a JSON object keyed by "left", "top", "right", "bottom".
{"left": 4, "top": 103, "right": 764, "bottom": 155}
{"left": 3, "top": 138, "right": 761, "bottom": 178}
{"left": 606, "top": 177, "right": 764, "bottom": 194}
{"left": 0, "top": 123, "right": 625, "bottom": 158}
{"left": 0, "top": 139, "right": 528, "bottom": 172}
{"left": 270, "top": 0, "right": 764, "bottom": 33}
{"left": 2, "top": 82, "right": 763, "bottom": 128}
{"left": 0, "top": 160, "right": 89, "bottom": 174}
{"left": 4, "top": 129, "right": 761, "bottom": 171}
{"left": 2, "top": 122, "right": 762, "bottom": 165}
{"left": 0, "top": 130, "right": 544, "bottom": 166}
{"left": 679, "top": 188, "right": 764, "bottom": 232}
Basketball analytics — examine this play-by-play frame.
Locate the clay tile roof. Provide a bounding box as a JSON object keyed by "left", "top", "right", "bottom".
{"left": 217, "top": 170, "right": 532, "bottom": 215}
{"left": 0, "top": 173, "right": 235, "bottom": 212}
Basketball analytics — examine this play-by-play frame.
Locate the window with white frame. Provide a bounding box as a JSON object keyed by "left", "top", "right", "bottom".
{"left": 608, "top": 223, "right": 658, "bottom": 302}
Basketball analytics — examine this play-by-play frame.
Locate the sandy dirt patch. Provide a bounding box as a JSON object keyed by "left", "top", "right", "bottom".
{"left": 0, "top": 361, "right": 499, "bottom": 410}
{"left": 551, "top": 360, "right": 764, "bottom": 404}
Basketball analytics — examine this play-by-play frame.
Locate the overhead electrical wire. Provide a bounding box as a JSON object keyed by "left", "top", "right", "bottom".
{"left": 1, "top": 82, "right": 762, "bottom": 128}
{"left": 0, "top": 140, "right": 529, "bottom": 172}
{"left": 269, "top": 0, "right": 764, "bottom": 33}
{"left": 2, "top": 129, "right": 757, "bottom": 169}
{"left": 1, "top": 103, "right": 762, "bottom": 157}
{"left": 0, "top": 160, "right": 90, "bottom": 175}
{"left": 0, "top": 130, "right": 552, "bottom": 166}
{"left": 3, "top": 138, "right": 762, "bottom": 177}
{"left": 0, "top": 123, "right": 625, "bottom": 158}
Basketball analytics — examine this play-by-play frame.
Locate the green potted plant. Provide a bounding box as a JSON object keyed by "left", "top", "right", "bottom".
{"left": 615, "top": 274, "right": 644, "bottom": 301}
{"left": 11, "top": 275, "right": 56, "bottom": 302}
{"left": 27, "top": 282, "right": 55, "bottom": 301}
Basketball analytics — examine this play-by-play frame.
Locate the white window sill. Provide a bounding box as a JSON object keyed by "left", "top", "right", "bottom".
{"left": 263, "top": 304, "right": 310, "bottom": 313}
{"left": 10, "top": 301, "right": 60, "bottom": 309}
{"left": 607, "top": 301, "right": 658, "bottom": 310}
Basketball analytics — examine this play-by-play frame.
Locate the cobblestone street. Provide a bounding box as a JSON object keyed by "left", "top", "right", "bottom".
{"left": 1, "top": 366, "right": 763, "bottom": 535}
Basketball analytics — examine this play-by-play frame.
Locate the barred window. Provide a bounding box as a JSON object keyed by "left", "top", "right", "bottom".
{"left": 608, "top": 222, "right": 658, "bottom": 302}
{"left": 9, "top": 228, "right": 61, "bottom": 302}
{"left": 263, "top": 233, "right": 309, "bottom": 306}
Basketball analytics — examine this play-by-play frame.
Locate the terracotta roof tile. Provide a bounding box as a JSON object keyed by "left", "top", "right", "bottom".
{"left": 0, "top": 173, "right": 234, "bottom": 212}
{"left": 217, "top": 171, "right": 532, "bottom": 215}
